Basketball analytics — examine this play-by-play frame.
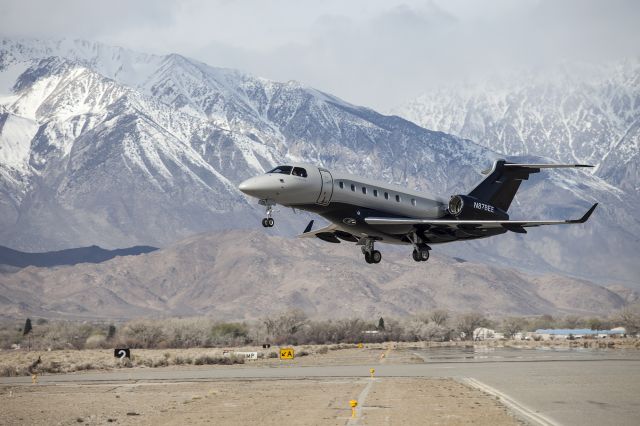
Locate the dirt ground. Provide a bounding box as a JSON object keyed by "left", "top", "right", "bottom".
{"left": 0, "top": 378, "right": 519, "bottom": 426}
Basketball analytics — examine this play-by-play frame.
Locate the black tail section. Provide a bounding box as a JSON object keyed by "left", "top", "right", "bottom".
{"left": 468, "top": 160, "right": 594, "bottom": 212}
{"left": 468, "top": 160, "right": 536, "bottom": 211}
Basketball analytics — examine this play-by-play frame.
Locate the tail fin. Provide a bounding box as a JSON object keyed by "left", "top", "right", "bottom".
{"left": 468, "top": 160, "right": 593, "bottom": 212}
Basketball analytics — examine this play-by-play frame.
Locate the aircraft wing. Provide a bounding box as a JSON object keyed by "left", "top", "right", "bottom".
{"left": 365, "top": 203, "right": 597, "bottom": 234}
{"left": 297, "top": 220, "right": 360, "bottom": 243}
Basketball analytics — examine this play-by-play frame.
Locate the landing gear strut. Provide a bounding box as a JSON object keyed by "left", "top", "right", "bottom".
{"left": 408, "top": 233, "right": 430, "bottom": 262}
{"left": 360, "top": 238, "right": 382, "bottom": 264}
{"left": 259, "top": 199, "right": 275, "bottom": 228}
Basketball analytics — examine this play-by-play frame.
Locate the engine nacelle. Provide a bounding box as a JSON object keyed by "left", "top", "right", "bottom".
{"left": 448, "top": 195, "right": 508, "bottom": 220}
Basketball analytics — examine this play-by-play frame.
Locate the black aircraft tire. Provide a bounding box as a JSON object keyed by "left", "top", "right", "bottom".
{"left": 364, "top": 252, "right": 372, "bottom": 264}
{"left": 261, "top": 218, "right": 268, "bottom": 227}
{"left": 371, "top": 250, "right": 382, "bottom": 264}
{"left": 420, "top": 250, "right": 430, "bottom": 262}
{"left": 267, "top": 218, "right": 274, "bottom": 227}
{"left": 412, "top": 250, "right": 421, "bottom": 262}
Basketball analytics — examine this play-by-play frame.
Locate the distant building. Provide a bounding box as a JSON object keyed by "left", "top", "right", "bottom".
{"left": 473, "top": 327, "right": 503, "bottom": 340}
{"left": 534, "top": 328, "right": 627, "bottom": 340}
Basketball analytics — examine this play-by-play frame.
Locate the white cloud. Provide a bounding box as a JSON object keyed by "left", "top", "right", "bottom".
{"left": 1, "top": 0, "right": 638, "bottom": 110}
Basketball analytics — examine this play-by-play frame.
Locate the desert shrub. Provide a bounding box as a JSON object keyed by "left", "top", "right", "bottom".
{"left": 268, "top": 351, "right": 278, "bottom": 358}
{"left": 0, "top": 365, "right": 22, "bottom": 377}
{"left": 194, "top": 354, "right": 245, "bottom": 365}
{"left": 174, "top": 356, "right": 193, "bottom": 365}
{"left": 210, "top": 322, "right": 249, "bottom": 346}
{"left": 298, "top": 351, "right": 309, "bottom": 357}
{"left": 119, "top": 320, "right": 165, "bottom": 348}
{"left": 84, "top": 334, "right": 107, "bottom": 349}
{"left": 152, "top": 358, "right": 169, "bottom": 368}
{"left": 317, "top": 346, "right": 328, "bottom": 354}
{"left": 162, "top": 318, "right": 211, "bottom": 348}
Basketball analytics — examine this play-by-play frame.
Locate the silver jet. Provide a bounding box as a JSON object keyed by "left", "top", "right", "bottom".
{"left": 239, "top": 161, "right": 597, "bottom": 264}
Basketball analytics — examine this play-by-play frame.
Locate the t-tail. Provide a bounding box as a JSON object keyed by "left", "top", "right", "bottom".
{"left": 446, "top": 159, "right": 595, "bottom": 220}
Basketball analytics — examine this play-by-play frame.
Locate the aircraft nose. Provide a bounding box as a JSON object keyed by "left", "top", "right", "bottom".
{"left": 238, "top": 176, "right": 274, "bottom": 198}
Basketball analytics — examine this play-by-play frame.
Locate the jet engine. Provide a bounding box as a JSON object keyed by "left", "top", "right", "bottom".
{"left": 448, "top": 195, "right": 509, "bottom": 220}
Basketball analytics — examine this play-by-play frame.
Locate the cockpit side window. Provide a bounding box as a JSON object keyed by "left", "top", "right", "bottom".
{"left": 267, "top": 166, "right": 292, "bottom": 175}
{"left": 292, "top": 167, "right": 307, "bottom": 177}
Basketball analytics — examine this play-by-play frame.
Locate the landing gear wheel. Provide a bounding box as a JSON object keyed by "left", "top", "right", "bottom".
{"left": 261, "top": 218, "right": 268, "bottom": 227}
{"left": 412, "top": 249, "right": 430, "bottom": 262}
{"left": 420, "top": 249, "right": 429, "bottom": 261}
{"left": 267, "top": 218, "right": 274, "bottom": 227}
{"left": 364, "top": 252, "right": 372, "bottom": 264}
{"left": 412, "top": 249, "right": 421, "bottom": 262}
{"left": 371, "top": 250, "right": 382, "bottom": 264}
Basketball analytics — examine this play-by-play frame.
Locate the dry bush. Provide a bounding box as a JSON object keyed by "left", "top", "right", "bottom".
{"left": 193, "top": 354, "right": 245, "bottom": 365}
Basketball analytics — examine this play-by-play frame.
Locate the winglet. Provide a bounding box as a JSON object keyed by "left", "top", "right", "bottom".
{"left": 569, "top": 203, "right": 598, "bottom": 223}
{"left": 303, "top": 220, "right": 314, "bottom": 234}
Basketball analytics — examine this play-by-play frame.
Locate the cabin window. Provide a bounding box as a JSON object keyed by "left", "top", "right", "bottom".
{"left": 384, "top": 192, "right": 389, "bottom": 200}
{"left": 373, "top": 189, "right": 378, "bottom": 197}
{"left": 267, "top": 165, "right": 292, "bottom": 175}
{"left": 362, "top": 187, "right": 367, "bottom": 195}
{"left": 411, "top": 198, "right": 416, "bottom": 206}
{"left": 351, "top": 184, "right": 356, "bottom": 192}
{"left": 292, "top": 167, "right": 307, "bottom": 177}
{"left": 395, "top": 194, "right": 401, "bottom": 202}
{"left": 339, "top": 181, "right": 344, "bottom": 189}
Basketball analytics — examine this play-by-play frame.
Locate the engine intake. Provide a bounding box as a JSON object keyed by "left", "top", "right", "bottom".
{"left": 448, "top": 195, "right": 508, "bottom": 220}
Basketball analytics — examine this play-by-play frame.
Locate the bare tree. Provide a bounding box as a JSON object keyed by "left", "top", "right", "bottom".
{"left": 502, "top": 317, "right": 526, "bottom": 339}
{"left": 562, "top": 315, "right": 584, "bottom": 329}
{"left": 617, "top": 304, "right": 640, "bottom": 335}
{"left": 456, "top": 313, "right": 489, "bottom": 341}
{"left": 430, "top": 310, "right": 449, "bottom": 326}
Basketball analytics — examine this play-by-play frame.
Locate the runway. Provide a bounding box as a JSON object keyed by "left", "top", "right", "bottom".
{"left": 2, "top": 347, "right": 639, "bottom": 425}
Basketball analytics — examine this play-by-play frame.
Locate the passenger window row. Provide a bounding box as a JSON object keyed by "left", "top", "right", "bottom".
{"left": 338, "top": 181, "right": 416, "bottom": 206}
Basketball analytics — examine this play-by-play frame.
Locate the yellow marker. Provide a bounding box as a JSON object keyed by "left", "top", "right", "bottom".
{"left": 350, "top": 399, "right": 358, "bottom": 418}
{"left": 358, "top": 343, "right": 363, "bottom": 348}
{"left": 279, "top": 347, "right": 295, "bottom": 359}
{"left": 370, "top": 368, "right": 375, "bottom": 378}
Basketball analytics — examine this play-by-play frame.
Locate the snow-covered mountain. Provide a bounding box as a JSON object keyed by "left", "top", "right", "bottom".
{"left": 393, "top": 61, "right": 640, "bottom": 193}
{"left": 0, "top": 39, "right": 638, "bottom": 286}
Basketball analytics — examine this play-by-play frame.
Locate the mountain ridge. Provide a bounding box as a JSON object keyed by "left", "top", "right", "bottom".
{"left": 0, "top": 230, "right": 628, "bottom": 321}
{"left": 0, "top": 37, "right": 638, "bottom": 286}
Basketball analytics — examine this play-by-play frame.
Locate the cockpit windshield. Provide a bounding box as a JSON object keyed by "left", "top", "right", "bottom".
{"left": 267, "top": 166, "right": 292, "bottom": 175}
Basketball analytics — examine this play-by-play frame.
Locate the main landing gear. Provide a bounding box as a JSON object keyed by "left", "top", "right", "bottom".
{"left": 360, "top": 238, "right": 382, "bottom": 264}
{"left": 408, "top": 232, "right": 430, "bottom": 262}
{"left": 259, "top": 199, "right": 275, "bottom": 228}
{"left": 412, "top": 247, "right": 430, "bottom": 262}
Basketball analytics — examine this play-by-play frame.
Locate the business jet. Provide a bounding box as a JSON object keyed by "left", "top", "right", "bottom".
{"left": 238, "top": 160, "right": 597, "bottom": 264}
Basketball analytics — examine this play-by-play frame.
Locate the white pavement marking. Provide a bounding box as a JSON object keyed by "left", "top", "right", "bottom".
{"left": 462, "top": 377, "right": 560, "bottom": 426}
{"left": 347, "top": 378, "right": 376, "bottom": 425}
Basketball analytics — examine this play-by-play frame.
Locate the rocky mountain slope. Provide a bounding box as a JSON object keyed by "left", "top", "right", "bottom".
{"left": 0, "top": 230, "right": 628, "bottom": 321}
{"left": 393, "top": 62, "right": 640, "bottom": 285}
{"left": 394, "top": 60, "right": 640, "bottom": 192}
{"left": 0, "top": 39, "right": 637, "bottom": 285}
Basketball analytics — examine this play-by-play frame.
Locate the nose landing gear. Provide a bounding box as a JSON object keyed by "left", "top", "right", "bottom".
{"left": 259, "top": 199, "right": 275, "bottom": 228}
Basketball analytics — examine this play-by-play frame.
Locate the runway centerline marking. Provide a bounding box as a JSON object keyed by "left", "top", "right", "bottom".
{"left": 462, "top": 377, "right": 560, "bottom": 426}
